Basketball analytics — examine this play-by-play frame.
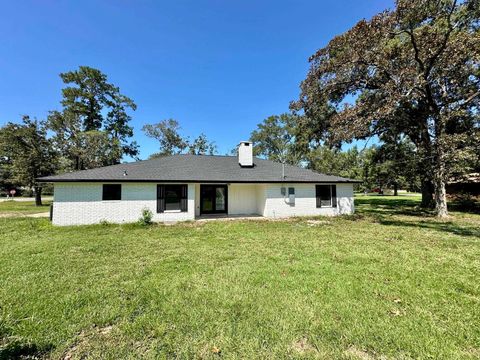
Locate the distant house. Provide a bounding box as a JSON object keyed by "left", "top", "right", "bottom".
{"left": 447, "top": 173, "right": 480, "bottom": 196}
{"left": 38, "top": 142, "right": 360, "bottom": 226}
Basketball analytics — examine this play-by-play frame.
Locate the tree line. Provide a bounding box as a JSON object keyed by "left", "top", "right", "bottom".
{"left": 1, "top": 0, "right": 479, "bottom": 217}
{"left": 0, "top": 66, "right": 218, "bottom": 205}
{"left": 249, "top": 113, "right": 433, "bottom": 196}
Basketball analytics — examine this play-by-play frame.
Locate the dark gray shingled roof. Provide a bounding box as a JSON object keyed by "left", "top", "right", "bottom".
{"left": 38, "top": 155, "right": 361, "bottom": 183}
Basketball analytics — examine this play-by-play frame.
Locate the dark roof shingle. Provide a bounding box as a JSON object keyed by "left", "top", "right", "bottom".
{"left": 38, "top": 155, "right": 361, "bottom": 183}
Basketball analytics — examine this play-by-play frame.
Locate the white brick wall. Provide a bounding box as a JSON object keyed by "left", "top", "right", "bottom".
{"left": 52, "top": 182, "right": 195, "bottom": 226}
{"left": 228, "top": 184, "right": 258, "bottom": 215}
{"left": 261, "top": 183, "right": 354, "bottom": 218}
{"left": 52, "top": 182, "right": 355, "bottom": 225}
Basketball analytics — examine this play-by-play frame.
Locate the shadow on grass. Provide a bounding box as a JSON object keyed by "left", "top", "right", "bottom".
{"left": 0, "top": 341, "right": 53, "bottom": 360}
{"left": 0, "top": 324, "right": 53, "bottom": 360}
{"left": 356, "top": 196, "right": 433, "bottom": 216}
{"left": 355, "top": 196, "right": 480, "bottom": 238}
{"left": 377, "top": 218, "right": 480, "bottom": 237}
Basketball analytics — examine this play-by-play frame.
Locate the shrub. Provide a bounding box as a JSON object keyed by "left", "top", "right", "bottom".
{"left": 138, "top": 208, "right": 153, "bottom": 225}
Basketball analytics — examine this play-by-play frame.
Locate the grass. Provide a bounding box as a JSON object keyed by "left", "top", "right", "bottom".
{"left": 0, "top": 200, "right": 51, "bottom": 215}
{"left": 0, "top": 196, "right": 479, "bottom": 359}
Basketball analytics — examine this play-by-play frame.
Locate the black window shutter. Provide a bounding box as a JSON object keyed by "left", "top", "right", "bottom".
{"left": 316, "top": 185, "right": 321, "bottom": 208}
{"left": 331, "top": 185, "right": 337, "bottom": 208}
{"left": 157, "top": 185, "right": 165, "bottom": 213}
{"left": 180, "top": 185, "right": 188, "bottom": 212}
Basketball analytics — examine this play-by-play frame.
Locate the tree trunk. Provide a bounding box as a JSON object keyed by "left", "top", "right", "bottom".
{"left": 434, "top": 176, "right": 448, "bottom": 217}
{"left": 420, "top": 179, "right": 435, "bottom": 208}
{"left": 34, "top": 186, "right": 42, "bottom": 206}
{"left": 393, "top": 182, "right": 398, "bottom": 196}
{"left": 415, "top": 114, "right": 435, "bottom": 209}
{"left": 75, "top": 155, "right": 81, "bottom": 171}
{"left": 433, "top": 150, "right": 448, "bottom": 217}
{"left": 432, "top": 114, "right": 448, "bottom": 218}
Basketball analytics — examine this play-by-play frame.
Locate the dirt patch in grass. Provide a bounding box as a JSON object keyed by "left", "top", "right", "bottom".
{"left": 291, "top": 337, "right": 318, "bottom": 354}
{"left": 305, "top": 219, "right": 332, "bottom": 226}
{"left": 344, "top": 346, "right": 380, "bottom": 360}
{"left": 62, "top": 325, "right": 116, "bottom": 360}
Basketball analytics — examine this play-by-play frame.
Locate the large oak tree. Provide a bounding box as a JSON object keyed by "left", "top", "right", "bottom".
{"left": 293, "top": 0, "right": 480, "bottom": 217}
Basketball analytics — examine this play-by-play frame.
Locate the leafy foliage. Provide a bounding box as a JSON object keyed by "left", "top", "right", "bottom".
{"left": 250, "top": 113, "right": 303, "bottom": 165}
{"left": 48, "top": 66, "right": 138, "bottom": 170}
{"left": 248, "top": 113, "right": 422, "bottom": 193}
{"left": 371, "top": 135, "right": 421, "bottom": 194}
{"left": 188, "top": 133, "right": 217, "bottom": 155}
{"left": 138, "top": 208, "right": 153, "bottom": 225}
{"left": 142, "top": 119, "right": 188, "bottom": 156}
{"left": 143, "top": 119, "right": 217, "bottom": 157}
{"left": 293, "top": 0, "right": 480, "bottom": 216}
{"left": 0, "top": 116, "right": 57, "bottom": 204}
{"left": 306, "top": 146, "right": 363, "bottom": 180}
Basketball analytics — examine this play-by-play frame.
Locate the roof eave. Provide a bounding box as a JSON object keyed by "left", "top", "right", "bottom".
{"left": 37, "top": 178, "right": 362, "bottom": 184}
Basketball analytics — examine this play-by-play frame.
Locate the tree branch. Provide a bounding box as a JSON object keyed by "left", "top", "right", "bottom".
{"left": 425, "top": 0, "right": 457, "bottom": 76}
{"left": 405, "top": 26, "right": 425, "bottom": 72}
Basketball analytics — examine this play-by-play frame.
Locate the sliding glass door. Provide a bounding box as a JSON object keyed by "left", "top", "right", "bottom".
{"left": 200, "top": 185, "right": 228, "bottom": 214}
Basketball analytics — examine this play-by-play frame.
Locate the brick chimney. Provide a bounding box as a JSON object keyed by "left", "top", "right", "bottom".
{"left": 238, "top": 141, "right": 253, "bottom": 167}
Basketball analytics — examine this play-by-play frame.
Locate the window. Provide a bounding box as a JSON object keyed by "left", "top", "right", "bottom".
{"left": 157, "top": 184, "right": 188, "bottom": 213}
{"left": 288, "top": 187, "right": 295, "bottom": 195}
{"left": 102, "top": 184, "right": 121, "bottom": 200}
{"left": 316, "top": 185, "right": 337, "bottom": 208}
{"left": 165, "top": 185, "right": 182, "bottom": 210}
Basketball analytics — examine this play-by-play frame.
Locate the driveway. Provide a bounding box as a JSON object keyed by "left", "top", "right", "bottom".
{"left": 0, "top": 212, "right": 49, "bottom": 218}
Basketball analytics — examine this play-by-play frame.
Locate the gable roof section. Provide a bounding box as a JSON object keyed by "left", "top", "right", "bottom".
{"left": 38, "top": 155, "right": 361, "bottom": 183}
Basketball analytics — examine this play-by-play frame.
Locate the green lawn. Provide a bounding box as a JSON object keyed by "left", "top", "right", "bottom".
{"left": 0, "top": 196, "right": 479, "bottom": 359}
{"left": 0, "top": 200, "right": 51, "bottom": 215}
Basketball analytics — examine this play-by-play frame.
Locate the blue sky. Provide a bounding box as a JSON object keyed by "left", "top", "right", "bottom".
{"left": 0, "top": 0, "right": 392, "bottom": 159}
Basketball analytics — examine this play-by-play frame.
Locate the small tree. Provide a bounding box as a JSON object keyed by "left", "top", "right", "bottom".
{"left": 143, "top": 119, "right": 188, "bottom": 156}
{"left": 143, "top": 119, "right": 217, "bottom": 157}
{"left": 188, "top": 133, "right": 217, "bottom": 155}
{"left": 0, "top": 116, "right": 57, "bottom": 205}
{"left": 250, "top": 113, "right": 303, "bottom": 165}
{"left": 373, "top": 135, "right": 420, "bottom": 195}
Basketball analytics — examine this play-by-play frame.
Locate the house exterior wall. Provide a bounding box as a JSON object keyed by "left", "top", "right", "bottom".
{"left": 52, "top": 182, "right": 354, "bottom": 225}
{"left": 255, "top": 184, "right": 266, "bottom": 215}
{"left": 52, "top": 182, "right": 195, "bottom": 226}
{"left": 228, "top": 184, "right": 258, "bottom": 215}
{"left": 260, "top": 183, "right": 354, "bottom": 218}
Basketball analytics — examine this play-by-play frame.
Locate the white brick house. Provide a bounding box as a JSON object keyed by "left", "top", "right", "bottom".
{"left": 39, "top": 142, "right": 360, "bottom": 226}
